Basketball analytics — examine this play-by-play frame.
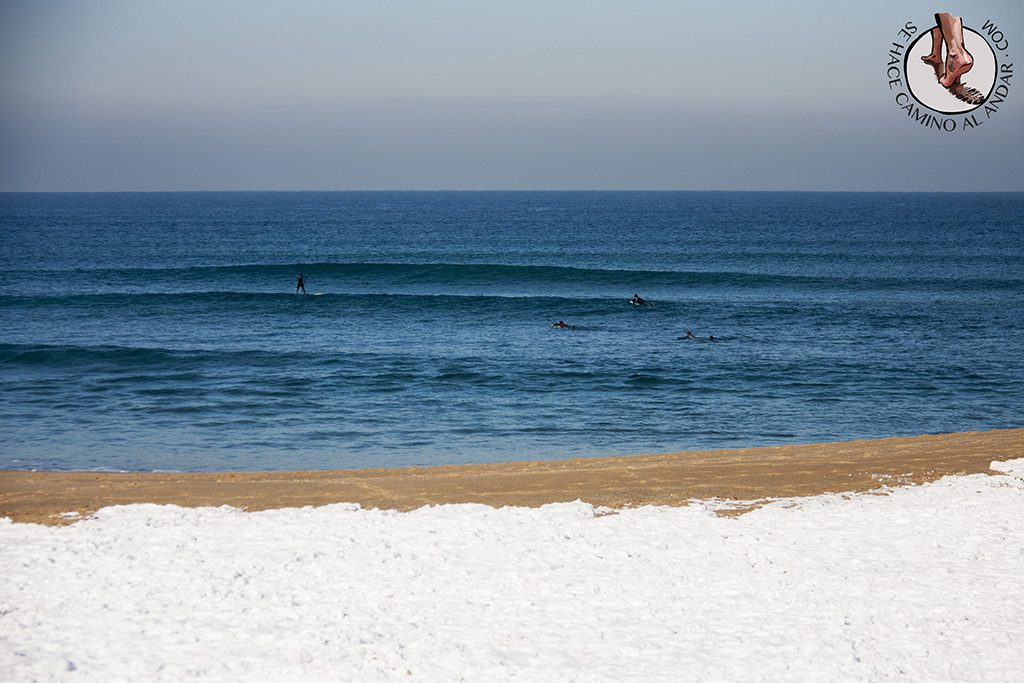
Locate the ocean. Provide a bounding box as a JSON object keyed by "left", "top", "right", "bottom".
{"left": 1, "top": 191, "right": 1021, "bottom": 472}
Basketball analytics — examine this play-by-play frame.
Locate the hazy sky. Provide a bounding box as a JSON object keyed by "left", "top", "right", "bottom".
{"left": 1, "top": 0, "right": 1021, "bottom": 191}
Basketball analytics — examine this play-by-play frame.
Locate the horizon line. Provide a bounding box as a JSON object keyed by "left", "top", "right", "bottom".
{"left": 2, "top": 189, "right": 1022, "bottom": 195}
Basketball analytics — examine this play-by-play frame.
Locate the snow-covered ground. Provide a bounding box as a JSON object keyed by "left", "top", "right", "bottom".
{"left": 2, "top": 461, "right": 1023, "bottom": 682}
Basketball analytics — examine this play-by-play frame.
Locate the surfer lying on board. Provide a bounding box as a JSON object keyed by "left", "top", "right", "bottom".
{"left": 552, "top": 320, "right": 577, "bottom": 330}
{"left": 630, "top": 293, "right": 650, "bottom": 306}
{"left": 296, "top": 273, "right": 306, "bottom": 294}
{"left": 677, "top": 330, "right": 717, "bottom": 341}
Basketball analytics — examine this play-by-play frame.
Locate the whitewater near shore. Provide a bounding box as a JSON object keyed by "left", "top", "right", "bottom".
{"left": 2, "top": 430, "right": 1024, "bottom": 680}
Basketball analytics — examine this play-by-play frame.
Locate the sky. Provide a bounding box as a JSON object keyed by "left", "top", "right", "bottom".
{"left": 1, "top": 0, "right": 1021, "bottom": 191}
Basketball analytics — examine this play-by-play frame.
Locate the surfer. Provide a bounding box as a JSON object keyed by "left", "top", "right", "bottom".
{"left": 630, "top": 293, "right": 649, "bottom": 306}
{"left": 552, "top": 320, "right": 576, "bottom": 330}
{"left": 296, "top": 273, "right": 306, "bottom": 294}
{"left": 677, "top": 330, "right": 696, "bottom": 340}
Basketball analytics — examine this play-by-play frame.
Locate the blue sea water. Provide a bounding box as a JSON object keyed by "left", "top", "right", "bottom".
{"left": 1, "top": 191, "right": 1022, "bottom": 472}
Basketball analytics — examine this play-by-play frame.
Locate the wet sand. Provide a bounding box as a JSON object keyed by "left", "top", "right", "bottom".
{"left": 1, "top": 429, "right": 1021, "bottom": 525}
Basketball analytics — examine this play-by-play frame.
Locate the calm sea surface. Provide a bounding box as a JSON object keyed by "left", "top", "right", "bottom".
{"left": 1, "top": 192, "right": 1022, "bottom": 471}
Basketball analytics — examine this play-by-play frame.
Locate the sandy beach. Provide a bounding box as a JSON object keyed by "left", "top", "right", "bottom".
{"left": 3, "top": 432, "right": 1024, "bottom": 680}
{"left": 3, "top": 428, "right": 1021, "bottom": 525}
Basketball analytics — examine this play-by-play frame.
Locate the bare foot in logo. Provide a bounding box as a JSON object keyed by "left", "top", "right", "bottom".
{"left": 940, "top": 49, "right": 974, "bottom": 87}
{"left": 920, "top": 27, "right": 943, "bottom": 70}
{"left": 935, "top": 12, "right": 974, "bottom": 88}
{"left": 921, "top": 12, "right": 985, "bottom": 104}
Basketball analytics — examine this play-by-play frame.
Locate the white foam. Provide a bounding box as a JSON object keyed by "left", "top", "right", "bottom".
{"left": 2, "top": 461, "right": 1023, "bottom": 681}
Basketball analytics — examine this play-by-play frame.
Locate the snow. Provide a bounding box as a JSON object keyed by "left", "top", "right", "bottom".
{"left": 2, "top": 460, "right": 1024, "bottom": 682}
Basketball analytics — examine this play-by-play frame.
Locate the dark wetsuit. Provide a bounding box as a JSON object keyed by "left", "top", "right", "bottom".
{"left": 296, "top": 274, "right": 306, "bottom": 293}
